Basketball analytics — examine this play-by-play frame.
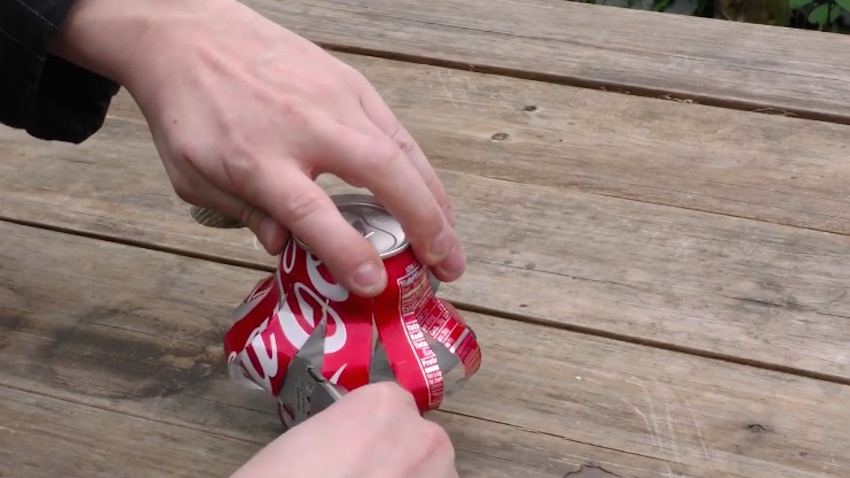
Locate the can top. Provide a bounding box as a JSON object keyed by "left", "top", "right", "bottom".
{"left": 296, "top": 193, "right": 409, "bottom": 258}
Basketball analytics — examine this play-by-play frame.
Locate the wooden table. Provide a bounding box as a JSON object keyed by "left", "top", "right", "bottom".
{"left": 2, "top": 1, "right": 850, "bottom": 476}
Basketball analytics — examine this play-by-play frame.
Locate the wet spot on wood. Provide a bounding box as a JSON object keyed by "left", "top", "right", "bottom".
{"left": 0, "top": 285, "right": 29, "bottom": 351}
{"left": 524, "top": 263, "right": 536, "bottom": 270}
{"left": 523, "top": 105, "right": 539, "bottom": 112}
{"left": 491, "top": 132, "right": 509, "bottom": 141}
{"left": 0, "top": 316, "right": 25, "bottom": 353}
{"left": 39, "top": 306, "right": 224, "bottom": 399}
{"left": 161, "top": 355, "right": 197, "bottom": 370}
{"left": 519, "top": 304, "right": 529, "bottom": 308}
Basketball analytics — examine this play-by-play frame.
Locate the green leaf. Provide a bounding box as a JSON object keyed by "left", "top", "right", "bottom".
{"left": 653, "top": 0, "right": 673, "bottom": 11}
{"left": 835, "top": 0, "right": 850, "bottom": 11}
{"left": 831, "top": 3, "right": 843, "bottom": 21}
{"left": 789, "top": 0, "right": 815, "bottom": 8}
{"left": 808, "top": 3, "right": 829, "bottom": 25}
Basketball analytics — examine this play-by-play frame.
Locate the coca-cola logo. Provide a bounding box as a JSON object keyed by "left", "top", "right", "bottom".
{"left": 281, "top": 238, "right": 297, "bottom": 273}
{"left": 230, "top": 239, "right": 353, "bottom": 396}
{"left": 305, "top": 252, "right": 349, "bottom": 302}
{"left": 279, "top": 282, "right": 347, "bottom": 353}
{"left": 235, "top": 315, "right": 279, "bottom": 393}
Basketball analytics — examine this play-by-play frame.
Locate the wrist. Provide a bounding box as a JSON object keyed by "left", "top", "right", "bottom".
{"left": 51, "top": 0, "right": 232, "bottom": 88}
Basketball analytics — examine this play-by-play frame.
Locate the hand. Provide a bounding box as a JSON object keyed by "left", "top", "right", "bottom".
{"left": 53, "top": 0, "right": 465, "bottom": 297}
{"left": 230, "top": 382, "right": 459, "bottom": 478}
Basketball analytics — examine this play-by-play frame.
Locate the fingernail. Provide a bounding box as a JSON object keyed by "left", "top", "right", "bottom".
{"left": 435, "top": 246, "right": 466, "bottom": 280}
{"left": 353, "top": 261, "right": 385, "bottom": 292}
{"left": 430, "top": 229, "right": 455, "bottom": 262}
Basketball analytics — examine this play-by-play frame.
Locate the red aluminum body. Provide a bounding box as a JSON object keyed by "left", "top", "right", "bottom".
{"left": 223, "top": 194, "right": 481, "bottom": 426}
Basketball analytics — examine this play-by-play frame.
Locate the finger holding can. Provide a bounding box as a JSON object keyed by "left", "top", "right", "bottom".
{"left": 238, "top": 157, "right": 389, "bottom": 297}
{"left": 312, "top": 114, "right": 466, "bottom": 284}
{"left": 354, "top": 76, "right": 456, "bottom": 228}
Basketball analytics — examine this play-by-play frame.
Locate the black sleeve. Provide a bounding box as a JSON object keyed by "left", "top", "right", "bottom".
{"left": 0, "top": 0, "right": 121, "bottom": 144}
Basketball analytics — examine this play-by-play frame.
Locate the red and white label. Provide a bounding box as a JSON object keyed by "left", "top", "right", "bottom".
{"left": 223, "top": 234, "right": 483, "bottom": 422}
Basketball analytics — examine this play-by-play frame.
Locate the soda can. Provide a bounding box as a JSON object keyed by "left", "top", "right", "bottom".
{"left": 223, "top": 193, "right": 481, "bottom": 427}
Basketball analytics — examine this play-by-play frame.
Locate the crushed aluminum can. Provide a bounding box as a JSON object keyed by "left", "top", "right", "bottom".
{"left": 223, "top": 193, "right": 482, "bottom": 428}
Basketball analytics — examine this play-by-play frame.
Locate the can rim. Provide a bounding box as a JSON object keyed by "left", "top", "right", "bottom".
{"left": 294, "top": 193, "right": 410, "bottom": 259}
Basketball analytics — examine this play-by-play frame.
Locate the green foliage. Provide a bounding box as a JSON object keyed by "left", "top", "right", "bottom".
{"left": 567, "top": 0, "right": 850, "bottom": 34}
{"left": 799, "top": 0, "right": 850, "bottom": 31}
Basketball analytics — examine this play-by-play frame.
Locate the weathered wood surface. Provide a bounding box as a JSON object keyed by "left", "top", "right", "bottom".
{"left": 0, "top": 385, "right": 256, "bottom": 478}
{"left": 0, "top": 385, "right": 592, "bottom": 478}
{"left": 106, "top": 53, "right": 850, "bottom": 236}
{"left": 3, "top": 221, "right": 850, "bottom": 477}
{"left": 4, "top": 96, "right": 850, "bottom": 382}
{"left": 240, "top": 0, "right": 850, "bottom": 123}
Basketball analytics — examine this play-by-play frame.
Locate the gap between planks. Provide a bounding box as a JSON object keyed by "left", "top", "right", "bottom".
{"left": 238, "top": 0, "right": 847, "bottom": 126}
{"left": 0, "top": 376, "right": 660, "bottom": 472}
{"left": 8, "top": 216, "right": 850, "bottom": 477}
{"left": 5, "top": 214, "right": 849, "bottom": 391}
{"left": 0, "top": 373, "right": 572, "bottom": 454}
{"left": 316, "top": 43, "right": 825, "bottom": 125}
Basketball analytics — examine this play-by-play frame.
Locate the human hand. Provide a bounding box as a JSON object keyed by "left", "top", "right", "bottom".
{"left": 53, "top": 0, "right": 465, "bottom": 297}
{"left": 230, "top": 382, "right": 459, "bottom": 478}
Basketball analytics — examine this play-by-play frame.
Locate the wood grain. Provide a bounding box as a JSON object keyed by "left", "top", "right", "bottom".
{"left": 238, "top": 0, "right": 850, "bottom": 123}
{"left": 106, "top": 52, "right": 850, "bottom": 236}
{"left": 4, "top": 112, "right": 850, "bottom": 381}
{"left": 0, "top": 385, "right": 256, "bottom": 478}
{"left": 3, "top": 221, "right": 849, "bottom": 477}
{"left": 0, "top": 384, "right": 603, "bottom": 478}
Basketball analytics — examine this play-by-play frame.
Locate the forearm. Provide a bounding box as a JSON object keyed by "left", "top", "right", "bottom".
{"left": 0, "top": 0, "right": 236, "bottom": 142}
{"left": 52, "top": 0, "right": 200, "bottom": 86}
{"left": 49, "top": 0, "right": 146, "bottom": 85}
{"left": 51, "top": 0, "right": 241, "bottom": 95}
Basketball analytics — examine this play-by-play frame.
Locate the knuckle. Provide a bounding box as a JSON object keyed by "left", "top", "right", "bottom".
{"left": 282, "top": 187, "right": 327, "bottom": 225}
{"left": 170, "top": 136, "right": 204, "bottom": 164}
{"left": 391, "top": 127, "right": 418, "bottom": 156}
{"left": 221, "top": 147, "right": 259, "bottom": 194}
{"left": 360, "top": 139, "right": 399, "bottom": 174}
{"left": 365, "top": 382, "right": 413, "bottom": 411}
{"left": 239, "top": 203, "right": 262, "bottom": 228}
{"left": 421, "top": 421, "right": 454, "bottom": 457}
{"left": 221, "top": 157, "right": 254, "bottom": 194}
{"left": 337, "top": 61, "right": 367, "bottom": 84}
{"left": 417, "top": 204, "right": 447, "bottom": 240}
{"left": 307, "top": 75, "right": 341, "bottom": 99}
{"left": 268, "top": 94, "right": 307, "bottom": 125}
{"left": 272, "top": 96, "right": 297, "bottom": 118}
{"left": 172, "top": 181, "right": 200, "bottom": 205}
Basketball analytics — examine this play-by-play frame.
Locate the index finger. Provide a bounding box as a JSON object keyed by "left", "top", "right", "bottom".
{"left": 357, "top": 85, "right": 455, "bottom": 228}
{"left": 315, "top": 115, "right": 465, "bottom": 283}
{"left": 239, "top": 159, "right": 388, "bottom": 297}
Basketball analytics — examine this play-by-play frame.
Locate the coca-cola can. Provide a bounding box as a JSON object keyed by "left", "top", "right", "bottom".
{"left": 224, "top": 193, "right": 481, "bottom": 428}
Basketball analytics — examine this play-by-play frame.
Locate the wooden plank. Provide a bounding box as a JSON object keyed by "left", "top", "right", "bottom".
{"left": 238, "top": 0, "right": 850, "bottom": 123}
{"left": 105, "top": 52, "right": 850, "bottom": 236}
{"left": 2, "top": 221, "right": 849, "bottom": 477}
{"left": 4, "top": 107, "right": 850, "bottom": 381}
{"left": 0, "top": 385, "right": 596, "bottom": 478}
{"left": 0, "top": 385, "right": 256, "bottom": 478}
